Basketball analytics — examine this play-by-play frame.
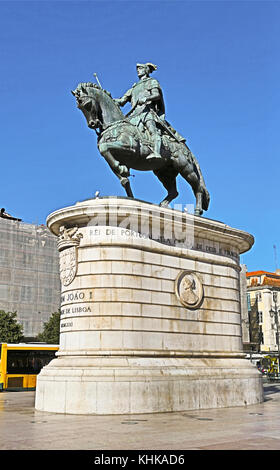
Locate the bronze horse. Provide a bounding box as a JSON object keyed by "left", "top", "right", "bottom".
{"left": 72, "top": 82, "right": 210, "bottom": 215}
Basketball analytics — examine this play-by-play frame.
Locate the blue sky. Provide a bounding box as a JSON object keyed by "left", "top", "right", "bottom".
{"left": 1, "top": 0, "right": 279, "bottom": 272}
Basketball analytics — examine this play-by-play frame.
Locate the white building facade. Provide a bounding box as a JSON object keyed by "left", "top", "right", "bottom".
{"left": 246, "top": 270, "right": 280, "bottom": 356}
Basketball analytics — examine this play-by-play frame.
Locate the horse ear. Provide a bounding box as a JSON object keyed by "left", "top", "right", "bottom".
{"left": 71, "top": 90, "right": 76, "bottom": 96}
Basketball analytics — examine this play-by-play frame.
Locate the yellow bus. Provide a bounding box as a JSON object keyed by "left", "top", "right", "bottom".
{"left": 0, "top": 343, "right": 59, "bottom": 391}
{"left": 262, "top": 355, "right": 279, "bottom": 374}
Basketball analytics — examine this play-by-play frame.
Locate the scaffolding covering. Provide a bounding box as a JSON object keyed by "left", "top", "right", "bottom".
{"left": 0, "top": 218, "right": 60, "bottom": 337}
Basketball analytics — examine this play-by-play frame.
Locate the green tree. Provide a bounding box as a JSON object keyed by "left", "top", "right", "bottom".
{"left": 0, "top": 310, "right": 24, "bottom": 343}
{"left": 37, "top": 311, "right": 60, "bottom": 344}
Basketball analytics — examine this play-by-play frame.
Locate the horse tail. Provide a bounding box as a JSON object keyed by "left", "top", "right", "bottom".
{"left": 185, "top": 146, "right": 210, "bottom": 211}
{"left": 202, "top": 185, "right": 210, "bottom": 211}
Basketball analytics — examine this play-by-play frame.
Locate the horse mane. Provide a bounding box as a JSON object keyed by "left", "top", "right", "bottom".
{"left": 75, "top": 81, "right": 124, "bottom": 124}
{"left": 77, "top": 82, "right": 113, "bottom": 99}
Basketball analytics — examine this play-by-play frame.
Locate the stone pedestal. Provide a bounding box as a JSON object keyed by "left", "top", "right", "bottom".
{"left": 35, "top": 197, "right": 263, "bottom": 414}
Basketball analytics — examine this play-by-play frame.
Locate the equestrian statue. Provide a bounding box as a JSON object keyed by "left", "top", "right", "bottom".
{"left": 72, "top": 63, "right": 210, "bottom": 216}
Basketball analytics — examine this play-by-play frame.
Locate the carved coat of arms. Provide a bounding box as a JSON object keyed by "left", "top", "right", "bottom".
{"left": 57, "top": 225, "right": 83, "bottom": 287}
{"left": 59, "top": 246, "right": 78, "bottom": 286}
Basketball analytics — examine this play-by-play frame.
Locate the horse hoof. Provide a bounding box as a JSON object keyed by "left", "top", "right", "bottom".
{"left": 118, "top": 165, "right": 130, "bottom": 177}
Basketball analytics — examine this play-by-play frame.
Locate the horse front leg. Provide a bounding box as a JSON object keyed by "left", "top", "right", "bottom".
{"left": 99, "top": 143, "right": 134, "bottom": 198}
{"left": 120, "top": 175, "right": 134, "bottom": 197}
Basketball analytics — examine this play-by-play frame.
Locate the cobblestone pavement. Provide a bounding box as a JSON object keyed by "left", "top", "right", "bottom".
{"left": 0, "top": 382, "right": 279, "bottom": 450}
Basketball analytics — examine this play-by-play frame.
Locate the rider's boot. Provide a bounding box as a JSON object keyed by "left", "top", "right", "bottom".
{"left": 146, "top": 134, "right": 162, "bottom": 160}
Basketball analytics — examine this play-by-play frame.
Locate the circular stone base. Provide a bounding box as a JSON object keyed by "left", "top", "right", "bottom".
{"left": 35, "top": 356, "right": 263, "bottom": 414}
{"left": 36, "top": 198, "right": 263, "bottom": 415}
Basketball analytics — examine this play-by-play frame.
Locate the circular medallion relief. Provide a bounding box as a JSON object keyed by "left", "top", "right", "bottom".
{"left": 175, "top": 271, "right": 204, "bottom": 309}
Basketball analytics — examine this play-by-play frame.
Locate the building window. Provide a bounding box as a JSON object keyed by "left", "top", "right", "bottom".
{"left": 247, "top": 293, "right": 251, "bottom": 311}
{"left": 43, "top": 288, "right": 53, "bottom": 303}
{"left": 258, "top": 311, "right": 263, "bottom": 323}
{"left": 259, "top": 326, "right": 264, "bottom": 344}
{"left": 0, "top": 284, "right": 9, "bottom": 300}
{"left": 21, "top": 286, "right": 33, "bottom": 301}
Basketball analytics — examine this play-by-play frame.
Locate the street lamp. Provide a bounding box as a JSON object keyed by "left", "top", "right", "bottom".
{"left": 269, "top": 291, "right": 280, "bottom": 374}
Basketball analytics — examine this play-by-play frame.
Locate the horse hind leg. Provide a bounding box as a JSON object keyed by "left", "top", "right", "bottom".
{"left": 194, "top": 190, "right": 204, "bottom": 216}
{"left": 179, "top": 164, "right": 204, "bottom": 216}
{"left": 154, "top": 167, "right": 179, "bottom": 207}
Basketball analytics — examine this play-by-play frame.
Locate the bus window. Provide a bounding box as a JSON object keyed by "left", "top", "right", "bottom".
{"left": 0, "top": 344, "right": 59, "bottom": 391}
{"left": 6, "top": 350, "right": 57, "bottom": 375}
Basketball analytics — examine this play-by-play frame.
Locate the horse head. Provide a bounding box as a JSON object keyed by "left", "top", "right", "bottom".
{"left": 72, "top": 83, "right": 124, "bottom": 131}
{"left": 72, "top": 83, "right": 101, "bottom": 130}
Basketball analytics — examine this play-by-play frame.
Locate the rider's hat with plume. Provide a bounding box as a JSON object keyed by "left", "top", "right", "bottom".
{"left": 136, "top": 63, "right": 157, "bottom": 74}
